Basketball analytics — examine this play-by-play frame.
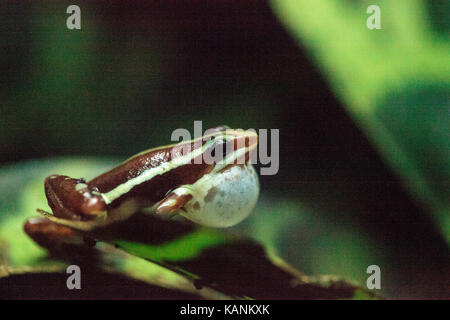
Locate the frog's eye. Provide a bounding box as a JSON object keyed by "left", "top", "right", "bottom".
{"left": 208, "top": 138, "right": 234, "bottom": 163}
{"left": 76, "top": 178, "right": 86, "bottom": 184}
{"left": 207, "top": 125, "right": 229, "bottom": 133}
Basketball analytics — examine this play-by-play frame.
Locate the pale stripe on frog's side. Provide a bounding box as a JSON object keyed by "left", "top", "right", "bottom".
{"left": 101, "top": 133, "right": 238, "bottom": 205}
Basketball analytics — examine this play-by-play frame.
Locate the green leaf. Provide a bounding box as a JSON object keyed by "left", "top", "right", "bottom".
{"left": 0, "top": 158, "right": 217, "bottom": 299}
{"left": 271, "top": 0, "right": 450, "bottom": 242}
{"left": 0, "top": 158, "right": 378, "bottom": 299}
{"left": 88, "top": 213, "right": 370, "bottom": 299}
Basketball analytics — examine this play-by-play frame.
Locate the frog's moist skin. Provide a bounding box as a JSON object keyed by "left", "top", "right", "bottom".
{"left": 30, "top": 127, "right": 259, "bottom": 232}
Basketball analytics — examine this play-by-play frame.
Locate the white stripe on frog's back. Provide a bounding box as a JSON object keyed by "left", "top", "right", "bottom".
{"left": 100, "top": 135, "right": 238, "bottom": 205}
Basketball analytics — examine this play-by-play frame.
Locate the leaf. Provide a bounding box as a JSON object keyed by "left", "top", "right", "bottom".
{"left": 271, "top": 0, "right": 450, "bottom": 242}
{"left": 86, "top": 213, "right": 374, "bottom": 299}
{"left": 0, "top": 158, "right": 378, "bottom": 299}
{"left": 0, "top": 158, "right": 217, "bottom": 299}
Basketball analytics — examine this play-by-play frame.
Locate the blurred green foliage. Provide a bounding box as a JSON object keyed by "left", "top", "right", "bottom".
{"left": 271, "top": 0, "right": 449, "bottom": 242}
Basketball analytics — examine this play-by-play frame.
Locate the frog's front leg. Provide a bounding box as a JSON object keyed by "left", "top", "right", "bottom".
{"left": 154, "top": 189, "right": 193, "bottom": 215}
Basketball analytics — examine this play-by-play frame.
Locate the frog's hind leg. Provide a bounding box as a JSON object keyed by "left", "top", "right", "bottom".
{"left": 44, "top": 175, "right": 107, "bottom": 221}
